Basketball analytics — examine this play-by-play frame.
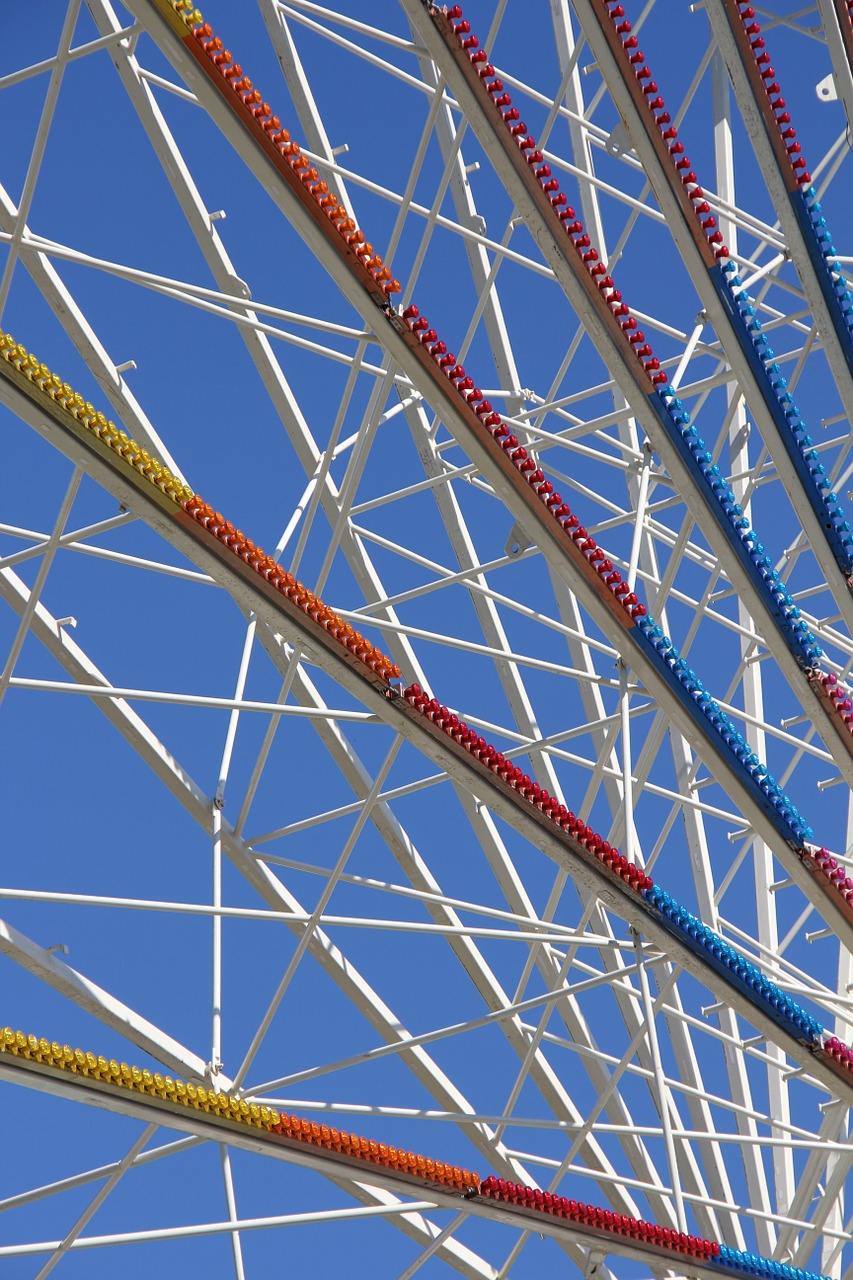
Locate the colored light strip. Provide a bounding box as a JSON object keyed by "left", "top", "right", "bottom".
{"left": 393, "top": 313, "right": 815, "bottom": 851}
{"left": 0, "top": 1026, "right": 474, "bottom": 1192}
{"left": 405, "top": 0, "right": 853, "bottom": 827}
{"left": 396, "top": 682, "right": 844, "bottom": 1057}
{"left": 270, "top": 1111, "right": 476, "bottom": 1192}
{"left": 7, "top": 324, "right": 853, "bottom": 1047}
{"left": 0, "top": 332, "right": 401, "bottom": 686}
{"left": 6, "top": 335, "right": 853, "bottom": 1117}
{"left": 0, "top": 1025, "right": 834, "bottom": 1280}
{"left": 578, "top": 0, "right": 853, "bottom": 579}
{"left": 396, "top": 305, "right": 649, "bottom": 633}
{"left": 7, "top": 16, "right": 853, "bottom": 1009}
{"left": 642, "top": 885, "right": 824, "bottom": 1042}
{"left": 565, "top": 0, "right": 853, "bottom": 767}
{"left": 407, "top": 7, "right": 828, "bottom": 844}
{"left": 168, "top": 0, "right": 839, "bottom": 682}
{"left": 159, "top": 0, "right": 400, "bottom": 305}
{"left": 800, "top": 842, "right": 853, "bottom": 909}
{"left": 423, "top": 2, "right": 849, "bottom": 639}
{"left": 707, "top": 0, "right": 853, "bottom": 403}
{"left": 403, "top": 3, "right": 853, "bottom": 929}
{"left": 182, "top": 497, "right": 401, "bottom": 681}
{"left": 4, "top": 10, "right": 853, "bottom": 1059}
{"left": 478, "top": 1176, "right": 718, "bottom": 1258}
{"left": 135, "top": 0, "right": 853, "bottom": 906}
{"left": 0, "top": 336, "right": 194, "bottom": 507}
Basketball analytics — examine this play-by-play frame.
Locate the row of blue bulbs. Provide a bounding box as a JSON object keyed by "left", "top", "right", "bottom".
{"left": 715, "top": 260, "right": 853, "bottom": 573}
{"left": 634, "top": 611, "right": 814, "bottom": 845}
{"left": 654, "top": 386, "right": 823, "bottom": 665}
{"left": 801, "top": 189, "right": 853, "bottom": 351}
{"left": 715, "top": 1242, "right": 826, "bottom": 1280}
{"left": 644, "top": 885, "right": 824, "bottom": 1042}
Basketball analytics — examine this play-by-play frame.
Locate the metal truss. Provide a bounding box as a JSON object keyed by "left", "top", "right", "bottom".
{"left": 0, "top": 2, "right": 851, "bottom": 1278}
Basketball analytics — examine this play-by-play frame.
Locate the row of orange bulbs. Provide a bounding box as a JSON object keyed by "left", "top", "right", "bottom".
{"left": 183, "top": 496, "right": 401, "bottom": 681}
{"left": 169, "top": 0, "right": 400, "bottom": 298}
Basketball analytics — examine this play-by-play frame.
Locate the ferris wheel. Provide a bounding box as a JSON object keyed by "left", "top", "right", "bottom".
{"left": 2, "top": 1, "right": 853, "bottom": 1277}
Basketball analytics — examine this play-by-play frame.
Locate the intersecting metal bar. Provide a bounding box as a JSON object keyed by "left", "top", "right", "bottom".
{"left": 0, "top": 467, "right": 81, "bottom": 709}
{"left": 0, "top": 914, "right": 210, "bottom": 1078}
{"left": 91, "top": 0, "right": 853, "bottom": 951}
{"left": 1, "top": 517, "right": 845, "bottom": 1259}
{"left": 0, "top": 21, "right": 139, "bottom": 92}
{"left": 632, "top": 931, "right": 688, "bottom": 1234}
{"left": 712, "top": 52, "right": 787, "bottom": 1250}
{"left": 0, "top": 552, "right": 539, "bottom": 1183}
{"left": 6, "top": 10, "right": 850, "bottom": 1269}
{"left": 400, "top": 0, "right": 853, "bottom": 804}
{"left": 816, "top": 0, "right": 853, "bottom": 135}
{"left": 566, "top": 0, "right": 853, "bottom": 643}
{"left": 0, "top": 183, "right": 185, "bottom": 478}
{"left": 705, "top": 0, "right": 853, "bottom": 424}
{"left": 0, "top": 0, "right": 82, "bottom": 317}
{"left": 219, "top": 1145, "right": 248, "bottom": 1280}
{"left": 0, "top": 1049, "right": 778, "bottom": 1280}
{"left": 230, "top": 733, "right": 404, "bottom": 1088}
{"left": 31, "top": 1124, "right": 157, "bottom": 1280}
{"left": 8, "top": 362, "right": 853, "bottom": 1096}
{"left": 0, "top": 566, "right": 518, "bottom": 1277}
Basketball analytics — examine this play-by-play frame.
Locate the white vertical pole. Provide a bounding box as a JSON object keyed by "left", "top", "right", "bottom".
{"left": 211, "top": 608, "right": 260, "bottom": 1081}
{"left": 621, "top": 443, "right": 653, "bottom": 864}
{"left": 212, "top": 801, "right": 223, "bottom": 1081}
{"left": 632, "top": 929, "right": 688, "bottom": 1233}
{"left": 713, "top": 43, "right": 788, "bottom": 1244}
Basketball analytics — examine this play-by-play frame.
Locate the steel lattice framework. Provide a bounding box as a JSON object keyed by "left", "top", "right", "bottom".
{"left": 1, "top": 2, "right": 852, "bottom": 1278}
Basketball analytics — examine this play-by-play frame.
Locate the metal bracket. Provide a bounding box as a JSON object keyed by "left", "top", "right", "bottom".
{"left": 505, "top": 520, "right": 534, "bottom": 558}
{"left": 604, "top": 119, "right": 634, "bottom": 158}
{"left": 584, "top": 1248, "right": 606, "bottom": 1280}
{"left": 228, "top": 275, "right": 252, "bottom": 300}
{"left": 816, "top": 73, "right": 838, "bottom": 103}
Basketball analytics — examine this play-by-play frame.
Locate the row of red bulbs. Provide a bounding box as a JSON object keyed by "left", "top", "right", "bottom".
{"left": 824, "top": 1036, "right": 853, "bottom": 1069}
{"left": 802, "top": 843, "right": 853, "bottom": 907}
{"left": 399, "top": 298, "right": 649, "bottom": 626}
{"left": 187, "top": 2, "right": 655, "bottom": 647}
{"left": 189, "top": 23, "right": 401, "bottom": 296}
{"left": 479, "top": 1176, "right": 721, "bottom": 1258}
{"left": 599, "top": 1, "right": 730, "bottom": 262}
{"left": 444, "top": 5, "right": 668, "bottom": 387}
{"left": 400, "top": 682, "right": 653, "bottom": 893}
{"left": 183, "top": 496, "right": 401, "bottom": 681}
{"left": 187, "top": 0, "right": 666, "bottom": 647}
{"left": 820, "top": 672, "right": 853, "bottom": 732}
{"left": 181, "top": 5, "right": 853, "bottom": 951}
{"left": 733, "top": 1, "right": 812, "bottom": 186}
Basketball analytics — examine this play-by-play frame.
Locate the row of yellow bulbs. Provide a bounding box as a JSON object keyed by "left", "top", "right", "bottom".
{"left": 0, "top": 334, "right": 193, "bottom": 507}
{"left": 171, "top": 0, "right": 203, "bottom": 26}
{"left": 0, "top": 331, "right": 400, "bottom": 681}
{"left": 2, "top": 1025, "right": 476, "bottom": 1189}
{"left": 2, "top": 1027, "right": 276, "bottom": 1127}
